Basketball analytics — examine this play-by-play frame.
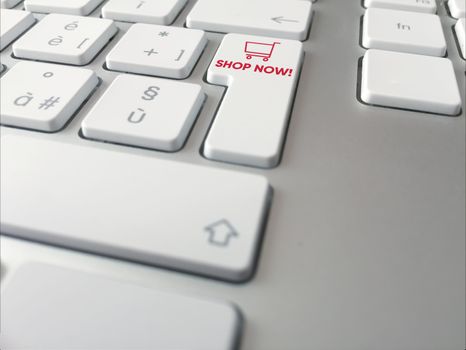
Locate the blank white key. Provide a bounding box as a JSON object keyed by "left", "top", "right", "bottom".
{"left": 0, "top": 136, "right": 271, "bottom": 281}
{"left": 102, "top": 0, "right": 187, "bottom": 25}
{"left": 448, "top": 0, "right": 466, "bottom": 18}
{"left": 204, "top": 34, "right": 303, "bottom": 168}
{"left": 0, "top": 263, "right": 241, "bottom": 350}
{"left": 0, "top": 61, "right": 98, "bottom": 131}
{"left": 361, "top": 49, "right": 462, "bottom": 115}
{"left": 106, "top": 24, "right": 206, "bottom": 79}
{"left": 0, "top": 0, "right": 22, "bottom": 9}
{"left": 455, "top": 18, "right": 466, "bottom": 59}
{"left": 363, "top": 8, "right": 446, "bottom": 56}
{"left": 0, "top": 9, "right": 35, "bottom": 51}
{"left": 186, "top": 0, "right": 312, "bottom": 41}
{"left": 24, "top": 0, "right": 104, "bottom": 15}
{"left": 365, "top": 0, "right": 436, "bottom": 13}
{"left": 13, "top": 14, "right": 117, "bottom": 65}
{"left": 82, "top": 74, "right": 204, "bottom": 151}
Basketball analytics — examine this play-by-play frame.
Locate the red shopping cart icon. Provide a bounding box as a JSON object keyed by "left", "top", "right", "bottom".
{"left": 244, "top": 41, "right": 280, "bottom": 62}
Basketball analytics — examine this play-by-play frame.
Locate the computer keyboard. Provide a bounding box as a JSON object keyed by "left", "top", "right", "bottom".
{"left": 1, "top": 1, "right": 465, "bottom": 349}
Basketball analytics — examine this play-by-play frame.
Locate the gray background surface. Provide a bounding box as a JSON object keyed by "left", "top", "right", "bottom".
{"left": 1, "top": 0, "right": 465, "bottom": 349}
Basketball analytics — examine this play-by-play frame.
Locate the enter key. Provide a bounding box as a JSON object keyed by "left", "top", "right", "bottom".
{"left": 204, "top": 33, "right": 303, "bottom": 168}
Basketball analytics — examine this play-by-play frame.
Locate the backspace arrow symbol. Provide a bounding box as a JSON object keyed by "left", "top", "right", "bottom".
{"left": 271, "top": 16, "right": 299, "bottom": 24}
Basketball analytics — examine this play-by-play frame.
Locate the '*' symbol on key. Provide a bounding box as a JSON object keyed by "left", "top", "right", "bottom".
{"left": 39, "top": 96, "right": 60, "bottom": 110}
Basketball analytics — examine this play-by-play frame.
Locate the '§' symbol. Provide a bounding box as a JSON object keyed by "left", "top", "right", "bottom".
{"left": 38, "top": 96, "right": 60, "bottom": 110}
{"left": 244, "top": 41, "right": 280, "bottom": 62}
{"left": 204, "top": 219, "right": 239, "bottom": 247}
{"left": 141, "top": 86, "right": 160, "bottom": 101}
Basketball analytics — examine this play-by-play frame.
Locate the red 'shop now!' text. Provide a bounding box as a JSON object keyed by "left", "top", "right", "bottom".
{"left": 214, "top": 60, "right": 294, "bottom": 77}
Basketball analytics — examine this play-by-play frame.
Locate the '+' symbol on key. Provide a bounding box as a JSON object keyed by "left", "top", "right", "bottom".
{"left": 39, "top": 96, "right": 60, "bottom": 110}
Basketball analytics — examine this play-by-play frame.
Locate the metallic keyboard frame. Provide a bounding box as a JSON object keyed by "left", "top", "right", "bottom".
{"left": 1, "top": 1, "right": 465, "bottom": 349}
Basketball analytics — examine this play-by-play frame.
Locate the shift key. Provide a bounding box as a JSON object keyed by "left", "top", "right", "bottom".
{"left": 0, "top": 136, "right": 271, "bottom": 282}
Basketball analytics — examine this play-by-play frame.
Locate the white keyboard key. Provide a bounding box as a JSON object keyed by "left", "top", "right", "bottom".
{"left": 0, "top": 263, "right": 241, "bottom": 350}
{"left": 186, "top": 0, "right": 312, "bottom": 41}
{"left": 106, "top": 24, "right": 206, "bottom": 79}
{"left": 364, "top": 0, "right": 436, "bottom": 14}
{"left": 361, "top": 49, "right": 462, "bottom": 115}
{"left": 448, "top": 0, "right": 466, "bottom": 18}
{"left": 24, "top": 0, "right": 104, "bottom": 16}
{"left": 82, "top": 74, "right": 204, "bottom": 151}
{"left": 102, "top": 0, "right": 187, "bottom": 25}
{"left": 13, "top": 14, "right": 117, "bottom": 65}
{"left": 204, "top": 34, "right": 303, "bottom": 168}
{"left": 0, "top": 0, "right": 22, "bottom": 9}
{"left": 0, "top": 9, "right": 35, "bottom": 51}
{"left": 0, "top": 61, "right": 98, "bottom": 131}
{"left": 363, "top": 8, "right": 446, "bottom": 56}
{"left": 455, "top": 18, "right": 466, "bottom": 59}
{"left": 0, "top": 136, "right": 271, "bottom": 281}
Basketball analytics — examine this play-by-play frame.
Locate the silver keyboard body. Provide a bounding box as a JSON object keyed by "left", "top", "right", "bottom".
{"left": 1, "top": 1, "right": 465, "bottom": 349}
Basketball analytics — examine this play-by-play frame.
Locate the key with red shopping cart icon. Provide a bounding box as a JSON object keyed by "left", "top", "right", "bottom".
{"left": 204, "top": 34, "right": 303, "bottom": 168}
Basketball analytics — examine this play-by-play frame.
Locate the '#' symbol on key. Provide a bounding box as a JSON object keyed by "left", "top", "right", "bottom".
{"left": 39, "top": 96, "right": 60, "bottom": 110}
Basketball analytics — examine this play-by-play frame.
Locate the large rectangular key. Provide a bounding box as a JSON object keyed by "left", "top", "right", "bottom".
{"left": 0, "top": 136, "right": 271, "bottom": 282}
{"left": 0, "top": 263, "right": 241, "bottom": 349}
{"left": 204, "top": 34, "right": 303, "bottom": 168}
